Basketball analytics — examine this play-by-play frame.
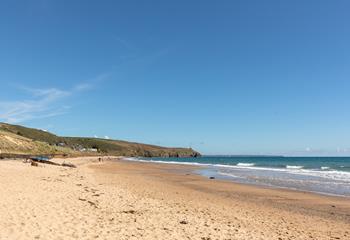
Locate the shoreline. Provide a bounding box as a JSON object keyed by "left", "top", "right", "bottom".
{"left": 0, "top": 156, "right": 349, "bottom": 239}
{"left": 91, "top": 158, "right": 350, "bottom": 239}
{"left": 121, "top": 156, "right": 350, "bottom": 198}
{"left": 105, "top": 158, "right": 350, "bottom": 219}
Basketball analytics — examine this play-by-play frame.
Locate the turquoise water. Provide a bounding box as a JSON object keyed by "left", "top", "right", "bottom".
{"left": 127, "top": 156, "right": 350, "bottom": 197}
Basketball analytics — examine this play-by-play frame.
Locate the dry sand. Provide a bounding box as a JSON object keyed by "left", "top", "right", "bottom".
{"left": 0, "top": 157, "right": 349, "bottom": 239}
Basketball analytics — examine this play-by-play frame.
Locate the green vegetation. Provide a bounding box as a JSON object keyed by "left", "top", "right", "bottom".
{"left": 0, "top": 123, "right": 200, "bottom": 157}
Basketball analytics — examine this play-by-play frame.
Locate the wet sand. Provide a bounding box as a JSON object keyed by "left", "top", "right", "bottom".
{"left": 0, "top": 157, "right": 349, "bottom": 239}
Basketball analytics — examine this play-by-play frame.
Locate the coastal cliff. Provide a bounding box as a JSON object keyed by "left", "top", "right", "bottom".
{"left": 0, "top": 123, "right": 200, "bottom": 158}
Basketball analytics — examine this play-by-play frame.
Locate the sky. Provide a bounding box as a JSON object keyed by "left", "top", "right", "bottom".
{"left": 1, "top": 0, "right": 350, "bottom": 156}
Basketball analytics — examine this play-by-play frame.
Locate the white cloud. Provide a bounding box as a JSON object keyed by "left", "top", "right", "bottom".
{"left": 0, "top": 80, "right": 100, "bottom": 123}
{"left": 0, "top": 88, "right": 70, "bottom": 123}
{"left": 73, "top": 73, "right": 110, "bottom": 92}
{"left": 104, "top": 136, "right": 110, "bottom": 139}
{"left": 337, "top": 147, "right": 348, "bottom": 153}
{"left": 0, "top": 72, "right": 111, "bottom": 123}
{"left": 74, "top": 83, "right": 94, "bottom": 91}
{"left": 23, "top": 87, "right": 70, "bottom": 98}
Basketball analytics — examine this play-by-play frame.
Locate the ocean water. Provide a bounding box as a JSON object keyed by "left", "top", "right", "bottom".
{"left": 126, "top": 156, "right": 350, "bottom": 197}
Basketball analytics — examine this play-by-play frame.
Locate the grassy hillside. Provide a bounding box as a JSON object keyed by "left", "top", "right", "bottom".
{"left": 0, "top": 129, "right": 74, "bottom": 155}
{"left": 0, "top": 123, "right": 200, "bottom": 157}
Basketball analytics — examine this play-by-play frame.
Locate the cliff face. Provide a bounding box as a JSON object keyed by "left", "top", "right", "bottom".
{"left": 0, "top": 123, "right": 200, "bottom": 158}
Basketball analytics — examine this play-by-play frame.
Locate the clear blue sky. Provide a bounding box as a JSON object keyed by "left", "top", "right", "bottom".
{"left": 1, "top": 0, "right": 350, "bottom": 156}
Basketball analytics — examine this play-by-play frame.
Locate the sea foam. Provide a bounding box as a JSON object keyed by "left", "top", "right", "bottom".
{"left": 122, "top": 157, "right": 350, "bottom": 182}
{"left": 237, "top": 163, "right": 255, "bottom": 167}
{"left": 286, "top": 165, "right": 303, "bottom": 169}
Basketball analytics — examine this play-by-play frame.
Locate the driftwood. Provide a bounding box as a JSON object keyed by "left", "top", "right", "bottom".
{"left": 29, "top": 158, "right": 76, "bottom": 168}
{"left": 31, "top": 158, "right": 61, "bottom": 166}
{"left": 61, "top": 162, "right": 77, "bottom": 168}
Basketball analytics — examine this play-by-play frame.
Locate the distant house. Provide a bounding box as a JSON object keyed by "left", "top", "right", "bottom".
{"left": 57, "top": 142, "right": 66, "bottom": 147}
{"left": 80, "top": 148, "right": 98, "bottom": 152}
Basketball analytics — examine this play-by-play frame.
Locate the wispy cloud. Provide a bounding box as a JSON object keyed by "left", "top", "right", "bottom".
{"left": 74, "top": 83, "right": 94, "bottom": 91}
{"left": 73, "top": 73, "right": 110, "bottom": 92}
{"left": 113, "top": 36, "right": 133, "bottom": 49}
{"left": 0, "top": 74, "right": 109, "bottom": 123}
{"left": 111, "top": 47, "right": 173, "bottom": 72}
{"left": 0, "top": 87, "right": 70, "bottom": 123}
{"left": 0, "top": 41, "right": 170, "bottom": 124}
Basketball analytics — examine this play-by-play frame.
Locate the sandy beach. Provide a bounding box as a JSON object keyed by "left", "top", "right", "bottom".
{"left": 0, "top": 157, "right": 349, "bottom": 240}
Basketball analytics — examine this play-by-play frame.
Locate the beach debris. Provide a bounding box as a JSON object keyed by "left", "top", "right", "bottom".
{"left": 31, "top": 161, "right": 39, "bottom": 167}
{"left": 123, "top": 210, "right": 136, "bottom": 214}
{"left": 30, "top": 156, "right": 60, "bottom": 166}
{"left": 27, "top": 156, "right": 76, "bottom": 168}
{"left": 209, "top": 177, "right": 215, "bottom": 179}
{"left": 23, "top": 158, "right": 31, "bottom": 163}
{"left": 87, "top": 200, "right": 98, "bottom": 208}
{"left": 61, "top": 162, "right": 77, "bottom": 168}
{"left": 179, "top": 220, "right": 188, "bottom": 224}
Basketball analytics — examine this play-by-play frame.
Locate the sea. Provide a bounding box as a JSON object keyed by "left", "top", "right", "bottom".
{"left": 125, "top": 156, "right": 350, "bottom": 197}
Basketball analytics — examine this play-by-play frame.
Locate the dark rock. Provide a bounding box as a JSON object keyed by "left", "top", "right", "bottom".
{"left": 123, "top": 210, "right": 136, "bottom": 214}
{"left": 31, "top": 161, "right": 39, "bottom": 167}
